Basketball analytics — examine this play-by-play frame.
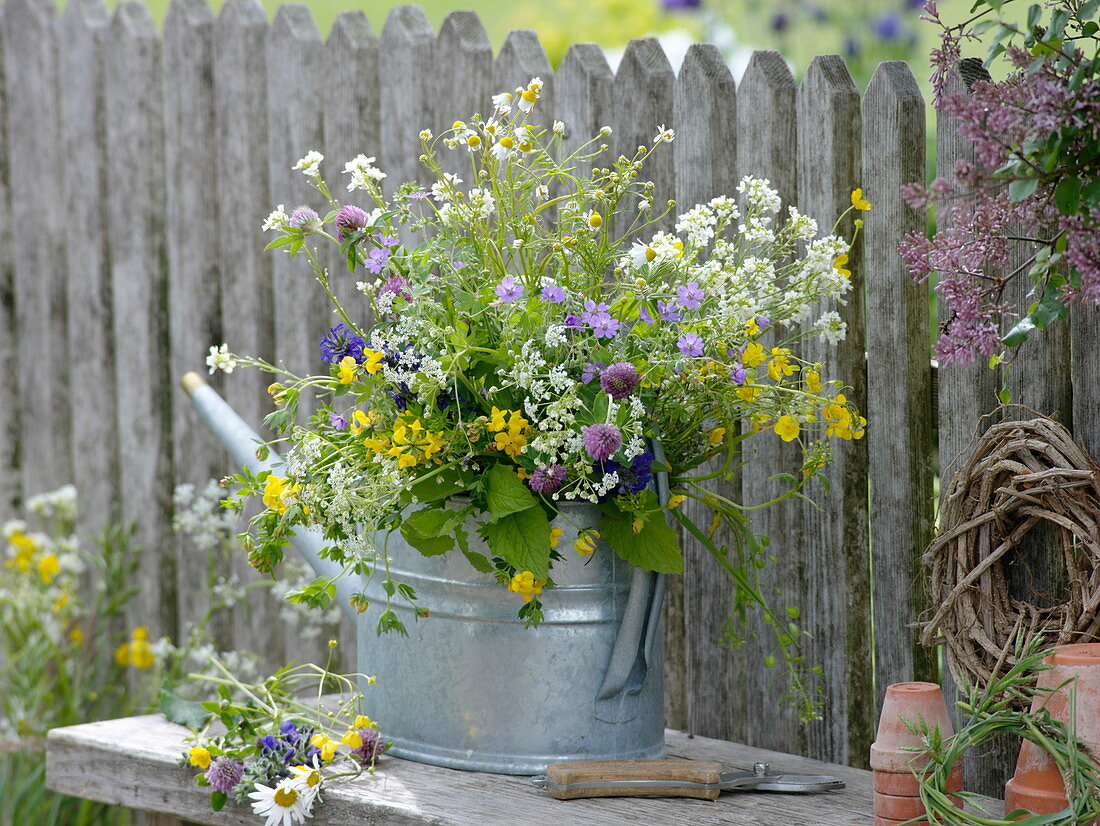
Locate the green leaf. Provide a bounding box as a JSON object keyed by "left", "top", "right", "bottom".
{"left": 1008, "top": 178, "right": 1039, "bottom": 202}
{"left": 1082, "top": 20, "right": 1099, "bottom": 36}
{"left": 399, "top": 507, "right": 467, "bottom": 557}
{"left": 160, "top": 689, "right": 212, "bottom": 730}
{"left": 263, "top": 234, "right": 296, "bottom": 251}
{"left": 211, "top": 791, "right": 227, "bottom": 812}
{"left": 1083, "top": 176, "right": 1100, "bottom": 208}
{"left": 485, "top": 463, "right": 537, "bottom": 521}
{"left": 1030, "top": 291, "right": 1068, "bottom": 329}
{"left": 1001, "top": 316, "right": 1036, "bottom": 347}
{"left": 599, "top": 507, "right": 683, "bottom": 574}
{"left": 1054, "top": 176, "right": 1082, "bottom": 214}
{"left": 999, "top": 387, "right": 1013, "bottom": 404}
{"left": 479, "top": 507, "right": 551, "bottom": 579}
{"left": 455, "top": 525, "right": 493, "bottom": 573}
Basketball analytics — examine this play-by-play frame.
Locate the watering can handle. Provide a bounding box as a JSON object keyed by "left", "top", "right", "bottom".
{"left": 594, "top": 440, "right": 669, "bottom": 723}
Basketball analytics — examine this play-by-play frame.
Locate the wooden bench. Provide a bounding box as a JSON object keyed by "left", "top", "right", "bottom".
{"left": 46, "top": 714, "right": 1005, "bottom": 825}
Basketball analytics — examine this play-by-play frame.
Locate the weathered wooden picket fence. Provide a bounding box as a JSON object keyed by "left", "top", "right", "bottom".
{"left": 0, "top": 0, "right": 1093, "bottom": 791}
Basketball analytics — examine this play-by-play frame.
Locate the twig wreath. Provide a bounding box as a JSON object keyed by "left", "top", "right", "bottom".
{"left": 920, "top": 414, "right": 1100, "bottom": 697}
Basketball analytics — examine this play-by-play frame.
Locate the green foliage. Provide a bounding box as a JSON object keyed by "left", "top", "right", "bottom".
{"left": 480, "top": 507, "right": 553, "bottom": 580}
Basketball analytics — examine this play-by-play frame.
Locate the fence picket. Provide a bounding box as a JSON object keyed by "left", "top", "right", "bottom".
{"left": 863, "top": 61, "right": 935, "bottom": 713}
{"left": 553, "top": 43, "right": 613, "bottom": 176}
{"left": 1, "top": 0, "right": 70, "bottom": 503}
{"left": 165, "top": 0, "right": 225, "bottom": 643}
{"left": 671, "top": 42, "right": 738, "bottom": 738}
{"left": 734, "top": 49, "right": 802, "bottom": 754}
{"left": 433, "top": 11, "right": 492, "bottom": 179}
{"left": 0, "top": 3, "right": 14, "bottom": 523}
{"left": 493, "top": 30, "right": 554, "bottom": 134}
{"left": 379, "top": 6, "right": 434, "bottom": 197}
{"left": 104, "top": 1, "right": 174, "bottom": 638}
{"left": 60, "top": 0, "right": 117, "bottom": 544}
{"left": 214, "top": 0, "right": 276, "bottom": 657}
{"left": 610, "top": 38, "right": 675, "bottom": 240}
{"left": 795, "top": 55, "right": 871, "bottom": 766}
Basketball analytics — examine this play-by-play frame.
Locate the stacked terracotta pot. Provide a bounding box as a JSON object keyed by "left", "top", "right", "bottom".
{"left": 870, "top": 682, "right": 962, "bottom": 825}
{"left": 1004, "top": 643, "right": 1100, "bottom": 823}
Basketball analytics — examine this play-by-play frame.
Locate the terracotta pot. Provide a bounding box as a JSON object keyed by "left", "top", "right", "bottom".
{"left": 874, "top": 790, "right": 962, "bottom": 820}
{"left": 873, "top": 763, "right": 963, "bottom": 796}
{"left": 874, "top": 816, "right": 928, "bottom": 826}
{"left": 870, "top": 682, "right": 955, "bottom": 772}
{"left": 1004, "top": 643, "right": 1100, "bottom": 821}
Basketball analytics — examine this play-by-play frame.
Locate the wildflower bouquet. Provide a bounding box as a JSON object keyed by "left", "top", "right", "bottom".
{"left": 216, "top": 78, "right": 865, "bottom": 703}
{"left": 179, "top": 658, "right": 386, "bottom": 824}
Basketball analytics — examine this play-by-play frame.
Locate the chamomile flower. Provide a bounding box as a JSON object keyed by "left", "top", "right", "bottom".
{"left": 517, "top": 77, "right": 542, "bottom": 112}
{"left": 249, "top": 777, "right": 315, "bottom": 826}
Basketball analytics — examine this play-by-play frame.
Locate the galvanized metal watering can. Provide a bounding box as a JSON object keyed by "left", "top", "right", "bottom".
{"left": 183, "top": 372, "right": 668, "bottom": 774}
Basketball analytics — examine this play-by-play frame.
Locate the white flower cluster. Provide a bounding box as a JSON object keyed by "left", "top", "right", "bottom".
{"left": 261, "top": 204, "right": 288, "bottom": 233}
{"left": 293, "top": 150, "right": 324, "bottom": 178}
{"left": 27, "top": 484, "right": 77, "bottom": 522}
{"left": 173, "top": 481, "right": 239, "bottom": 553}
{"left": 343, "top": 154, "right": 387, "bottom": 190}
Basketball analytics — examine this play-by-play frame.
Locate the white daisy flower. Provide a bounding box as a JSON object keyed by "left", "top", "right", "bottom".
{"left": 491, "top": 91, "right": 513, "bottom": 114}
{"left": 652, "top": 125, "right": 675, "bottom": 144}
{"left": 517, "top": 77, "right": 542, "bottom": 112}
{"left": 490, "top": 134, "right": 517, "bottom": 160}
{"left": 552, "top": 119, "right": 566, "bottom": 136}
{"left": 249, "top": 777, "right": 315, "bottom": 826}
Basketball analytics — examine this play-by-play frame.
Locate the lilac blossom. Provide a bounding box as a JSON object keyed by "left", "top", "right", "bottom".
{"left": 677, "top": 332, "right": 705, "bottom": 357}
{"left": 529, "top": 464, "right": 568, "bottom": 494}
{"left": 600, "top": 362, "right": 640, "bottom": 400}
{"left": 495, "top": 277, "right": 524, "bottom": 302}
{"left": 581, "top": 424, "right": 622, "bottom": 461}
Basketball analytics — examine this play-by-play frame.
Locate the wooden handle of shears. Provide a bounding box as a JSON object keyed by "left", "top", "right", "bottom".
{"left": 544, "top": 759, "right": 724, "bottom": 800}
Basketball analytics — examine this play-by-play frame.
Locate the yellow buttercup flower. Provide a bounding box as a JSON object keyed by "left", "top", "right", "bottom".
{"left": 262, "top": 475, "right": 299, "bottom": 514}
{"left": 834, "top": 254, "right": 851, "bottom": 278}
{"left": 574, "top": 530, "right": 599, "bottom": 556}
{"left": 312, "top": 733, "right": 339, "bottom": 762}
{"left": 341, "top": 729, "right": 364, "bottom": 749}
{"left": 774, "top": 415, "right": 800, "bottom": 442}
{"left": 6, "top": 533, "right": 35, "bottom": 572}
{"left": 708, "top": 427, "right": 726, "bottom": 446}
{"left": 767, "top": 348, "right": 795, "bottom": 382}
{"left": 805, "top": 370, "right": 823, "bottom": 394}
{"left": 508, "top": 570, "right": 545, "bottom": 602}
{"left": 741, "top": 342, "right": 766, "bottom": 368}
{"left": 851, "top": 188, "right": 871, "bottom": 211}
{"left": 493, "top": 430, "right": 527, "bottom": 459}
{"left": 549, "top": 528, "right": 563, "bottom": 549}
{"left": 354, "top": 715, "right": 378, "bottom": 729}
{"left": 37, "top": 553, "right": 60, "bottom": 585}
{"left": 189, "top": 747, "right": 212, "bottom": 769}
{"left": 68, "top": 627, "right": 84, "bottom": 646}
{"left": 337, "top": 355, "right": 358, "bottom": 385}
{"left": 736, "top": 385, "right": 759, "bottom": 403}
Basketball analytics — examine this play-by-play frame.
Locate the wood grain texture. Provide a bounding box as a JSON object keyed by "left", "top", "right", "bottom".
{"left": 45, "top": 712, "right": 1005, "bottom": 825}
{"left": 379, "top": 5, "right": 434, "bottom": 197}
{"left": 60, "top": 0, "right": 118, "bottom": 542}
{"left": 213, "top": 0, "right": 276, "bottom": 657}
{"left": 671, "top": 43, "right": 738, "bottom": 739}
{"left": 432, "top": 11, "right": 492, "bottom": 180}
{"left": 493, "top": 30, "right": 554, "bottom": 135}
{"left": 0, "top": 0, "right": 19, "bottom": 522}
{"left": 104, "top": 1, "right": 175, "bottom": 639}
{"left": 553, "top": 43, "right": 613, "bottom": 177}
{"left": 610, "top": 38, "right": 675, "bottom": 239}
{"left": 795, "top": 55, "right": 872, "bottom": 768}
{"left": 1, "top": 0, "right": 72, "bottom": 502}
{"left": 863, "top": 62, "right": 935, "bottom": 718}
{"left": 733, "top": 50, "right": 802, "bottom": 755}
{"left": 165, "top": 0, "right": 226, "bottom": 650}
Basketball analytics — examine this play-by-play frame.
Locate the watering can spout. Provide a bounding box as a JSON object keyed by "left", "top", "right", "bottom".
{"left": 181, "top": 372, "right": 362, "bottom": 621}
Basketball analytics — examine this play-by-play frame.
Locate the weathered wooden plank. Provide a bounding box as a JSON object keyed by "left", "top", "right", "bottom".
{"left": 323, "top": 10, "right": 379, "bottom": 325}
{"left": 432, "top": 11, "right": 492, "bottom": 179}
{"left": 552, "top": 43, "right": 613, "bottom": 176}
{"left": 60, "top": 0, "right": 117, "bottom": 542}
{"left": 610, "top": 38, "right": 675, "bottom": 239}
{"left": 213, "top": 0, "right": 275, "bottom": 658}
{"left": 733, "top": 49, "right": 802, "bottom": 755}
{"left": 671, "top": 42, "right": 738, "bottom": 738}
{"left": 265, "top": 3, "right": 332, "bottom": 666}
{"left": 379, "top": 5, "right": 434, "bottom": 196}
{"left": 863, "top": 62, "right": 935, "bottom": 720}
{"left": 493, "top": 29, "right": 554, "bottom": 134}
{"left": 1, "top": 0, "right": 71, "bottom": 501}
{"left": 0, "top": 1, "right": 19, "bottom": 522}
{"left": 48, "top": 712, "right": 999, "bottom": 825}
{"left": 104, "top": 0, "right": 174, "bottom": 638}
{"left": 165, "top": 0, "right": 225, "bottom": 649}
{"left": 795, "top": 55, "right": 871, "bottom": 768}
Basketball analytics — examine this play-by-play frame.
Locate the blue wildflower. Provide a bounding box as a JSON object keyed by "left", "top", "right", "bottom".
{"left": 319, "top": 323, "right": 365, "bottom": 364}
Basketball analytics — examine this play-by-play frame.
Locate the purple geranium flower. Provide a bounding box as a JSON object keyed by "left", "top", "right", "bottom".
{"left": 529, "top": 464, "right": 568, "bottom": 494}
{"left": 335, "top": 204, "right": 369, "bottom": 241}
{"left": 657, "top": 300, "right": 682, "bottom": 323}
{"left": 600, "top": 362, "right": 640, "bottom": 400}
{"left": 729, "top": 363, "right": 748, "bottom": 385}
{"left": 589, "top": 313, "right": 621, "bottom": 339}
{"left": 565, "top": 315, "right": 583, "bottom": 328}
{"left": 364, "top": 246, "right": 391, "bottom": 274}
{"left": 582, "top": 423, "right": 623, "bottom": 461}
{"left": 678, "top": 332, "right": 705, "bottom": 357}
{"left": 675, "top": 281, "right": 706, "bottom": 311}
{"left": 638, "top": 305, "right": 654, "bottom": 323}
{"left": 580, "top": 299, "right": 611, "bottom": 325}
{"left": 379, "top": 235, "right": 400, "bottom": 247}
{"left": 329, "top": 412, "right": 349, "bottom": 431}
{"left": 540, "top": 284, "right": 567, "bottom": 303}
{"left": 581, "top": 362, "right": 605, "bottom": 384}
{"left": 319, "top": 323, "right": 365, "bottom": 364}
{"left": 495, "top": 277, "right": 524, "bottom": 302}
{"left": 205, "top": 757, "right": 244, "bottom": 794}
{"left": 756, "top": 316, "right": 771, "bottom": 330}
